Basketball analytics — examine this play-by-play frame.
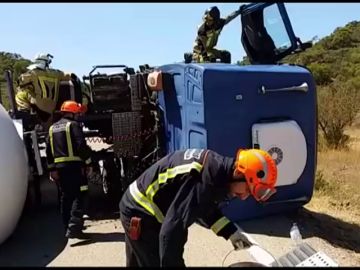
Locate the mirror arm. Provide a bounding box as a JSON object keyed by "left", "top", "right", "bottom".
{"left": 296, "top": 37, "right": 313, "bottom": 51}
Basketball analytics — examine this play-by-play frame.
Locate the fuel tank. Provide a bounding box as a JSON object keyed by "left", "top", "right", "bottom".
{"left": 0, "top": 104, "right": 28, "bottom": 244}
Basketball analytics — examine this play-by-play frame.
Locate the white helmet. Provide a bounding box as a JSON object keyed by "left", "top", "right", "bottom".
{"left": 34, "top": 53, "right": 53, "bottom": 63}
{"left": 27, "top": 53, "right": 53, "bottom": 70}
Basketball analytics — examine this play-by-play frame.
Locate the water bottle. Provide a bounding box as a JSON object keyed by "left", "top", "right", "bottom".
{"left": 290, "top": 222, "right": 303, "bottom": 246}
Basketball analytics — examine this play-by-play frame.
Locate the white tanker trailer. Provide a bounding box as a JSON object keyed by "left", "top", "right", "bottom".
{"left": 0, "top": 103, "right": 28, "bottom": 245}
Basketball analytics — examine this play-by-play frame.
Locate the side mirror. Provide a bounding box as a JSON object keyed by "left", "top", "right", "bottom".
{"left": 300, "top": 41, "right": 313, "bottom": 50}
{"left": 294, "top": 38, "right": 313, "bottom": 53}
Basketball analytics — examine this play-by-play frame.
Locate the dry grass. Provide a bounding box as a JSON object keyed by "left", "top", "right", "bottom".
{"left": 306, "top": 126, "right": 360, "bottom": 225}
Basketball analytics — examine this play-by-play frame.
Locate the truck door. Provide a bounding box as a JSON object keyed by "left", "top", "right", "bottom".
{"left": 240, "top": 3, "right": 310, "bottom": 64}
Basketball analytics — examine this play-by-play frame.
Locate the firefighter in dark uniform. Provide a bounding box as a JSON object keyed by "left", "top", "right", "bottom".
{"left": 119, "top": 148, "right": 278, "bottom": 267}
{"left": 46, "top": 100, "right": 92, "bottom": 239}
{"left": 192, "top": 6, "right": 242, "bottom": 63}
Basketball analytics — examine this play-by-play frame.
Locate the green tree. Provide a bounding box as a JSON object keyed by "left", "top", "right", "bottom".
{"left": 317, "top": 80, "right": 360, "bottom": 149}
{"left": 0, "top": 52, "right": 32, "bottom": 110}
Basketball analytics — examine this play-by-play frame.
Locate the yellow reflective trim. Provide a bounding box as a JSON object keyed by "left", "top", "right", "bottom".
{"left": 129, "top": 181, "right": 165, "bottom": 223}
{"left": 205, "top": 29, "right": 221, "bottom": 49}
{"left": 211, "top": 216, "right": 231, "bottom": 234}
{"left": 38, "top": 76, "right": 58, "bottom": 100}
{"left": 65, "top": 122, "right": 74, "bottom": 157}
{"left": 145, "top": 162, "right": 203, "bottom": 201}
{"left": 49, "top": 126, "right": 55, "bottom": 156}
{"left": 80, "top": 185, "right": 88, "bottom": 192}
{"left": 16, "top": 99, "right": 31, "bottom": 109}
{"left": 54, "top": 156, "right": 82, "bottom": 163}
{"left": 50, "top": 122, "right": 82, "bottom": 164}
{"left": 15, "top": 93, "right": 28, "bottom": 102}
{"left": 47, "top": 164, "right": 55, "bottom": 169}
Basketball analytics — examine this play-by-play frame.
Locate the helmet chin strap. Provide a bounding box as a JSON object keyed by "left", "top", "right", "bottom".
{"left": 229, "top": 177, "right": 247, "bottom": 183}
{"left": 63, "top": 112, "right": 75, "bottom": 119}
{"left": 231, "top": 165, "right": 247, "bottom": 183}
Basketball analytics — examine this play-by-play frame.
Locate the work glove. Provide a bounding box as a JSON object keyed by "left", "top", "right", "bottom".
{"left": 229, "top": 229, "right": 253, "bottom": 250}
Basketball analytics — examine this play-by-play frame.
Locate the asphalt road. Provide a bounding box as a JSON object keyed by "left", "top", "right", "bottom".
{"left": 0, "top": 179, "right": 359, "bottom": 267}
{"left": 0, "top": 166, "right": 359, "bottom": 267}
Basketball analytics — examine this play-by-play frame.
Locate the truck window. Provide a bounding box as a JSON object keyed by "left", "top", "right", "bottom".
{"left": 263, "top": 4, "right": 292, "bottom": 54}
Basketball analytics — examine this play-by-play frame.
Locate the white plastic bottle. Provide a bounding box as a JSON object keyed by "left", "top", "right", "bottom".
{"left": 290, "top": 222, "right": 303, "bottom": 246}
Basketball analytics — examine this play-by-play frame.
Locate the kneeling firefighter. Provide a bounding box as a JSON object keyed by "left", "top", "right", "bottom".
{"left": 119, "top": 148, "right": 278, "bottom": 266}
{"left": 46, "top": 100, "right": 92, "bottom": 239}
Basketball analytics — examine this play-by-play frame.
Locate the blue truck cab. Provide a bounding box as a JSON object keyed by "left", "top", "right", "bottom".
{"left": 157, "top": 3, "right": 317, "bottom": 221}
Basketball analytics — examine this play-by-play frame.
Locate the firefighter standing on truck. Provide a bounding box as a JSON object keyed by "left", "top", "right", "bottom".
{"left": 46, "top": 100, "right": 92, "bottom": 239}
{"left": 192, "top": 6, "right": 242, "bottom": 63}
{"left": 119, "top": 148, "right": 278, "bottom": 266}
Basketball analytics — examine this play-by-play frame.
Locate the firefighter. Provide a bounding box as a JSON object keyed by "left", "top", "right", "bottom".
{"left": 119, "top": 148, "right": 278, "bottom": 267}
{"left": 192, "top": 6, "right": 242, "bottom": 63}
{"left": 46, "top": 100, "right": 92, "bottom": 239}
{"left": 15, "top": 53, "right": 89, "bottom": 127}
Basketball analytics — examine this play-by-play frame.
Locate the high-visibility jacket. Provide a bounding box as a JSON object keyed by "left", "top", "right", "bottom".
{"left": 16, "top": 68, "right": 71, "bottom": 114}
{"left": 193, "top": 19, "right": 226, "bottom": 57}
{"left": 122, "top": 149, "right": 238, "bottom": 266}
{"left": 15, "top": 90, "right": 34, "bottom": 111}
{"left": 193, "top": 9, "right": 241, "bottom": 58}
{"left": 46, "top": 116, "right": 92, "bottom": 170}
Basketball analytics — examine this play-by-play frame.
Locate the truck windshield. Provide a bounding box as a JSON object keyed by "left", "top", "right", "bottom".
{"left": 263, "top": 4, "right": 292, "bottom": 53}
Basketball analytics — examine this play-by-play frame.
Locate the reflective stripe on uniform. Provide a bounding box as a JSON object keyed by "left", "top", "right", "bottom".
{"left": 16, "top": 99, "right": 31, "bottom": 109}
{"left": 50, "top": 121, "right": 82, "bottom": 164}
{"left": 145, "top": 161, "right": 203, "bottom": 201}
{"left": 38, "top": 76, "right": 58, "bottom": 100}
{"left": 129, "top": 181, "right": 165, "bottom": 223}
{"left": 15, "top": 91, "right": 32, "bottom": 109}
{"left": 65, "top": 122, "right": 74, "bottom": 157}
{"left": 54, "top": 156, "right": 82, "bottom": 163}
{"left": 206, "top": 29, "right": 221, "bottom": 49}
{"left": 210, "top": 216, "right": 231, "bottom": 234}
{"left": 47, "top": 163, "right": 55, "bottom": 170}
{"left": 80, "top": 185, "right": 88, "bottom": 192}
{"left": 49, "top": 126, "right": 55, "bottom": 156}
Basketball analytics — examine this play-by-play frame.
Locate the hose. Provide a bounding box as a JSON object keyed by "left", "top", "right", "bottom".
{"left": 222, "top": 244, "right": 279, "bottom": 267}
{"left": 85, "top": 127, "right": 155, "bottom": 143}
{"left": 222, "top": 249, "right": 236, "bottom": 267}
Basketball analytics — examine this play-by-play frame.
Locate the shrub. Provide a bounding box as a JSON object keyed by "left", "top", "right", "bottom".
{"left": 317, "top": 79, "right": 360, "bottom": 149}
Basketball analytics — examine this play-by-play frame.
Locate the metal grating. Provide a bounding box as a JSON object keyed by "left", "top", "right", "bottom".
{"left": 296, "top": 251, "right": 338, "bottom": 267}
{"left": 112, "top": 112, "right": 142, "bottom": 157}
{"left": 271, "top": 242, "right": 338, "bottom": 267}
{"left": 129, "top": 74, "right": 143, "bottom": 111}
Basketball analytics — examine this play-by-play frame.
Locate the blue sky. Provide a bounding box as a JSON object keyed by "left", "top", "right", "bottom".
{"left": 1, "top": 3, "right": 359, "bottom": 77}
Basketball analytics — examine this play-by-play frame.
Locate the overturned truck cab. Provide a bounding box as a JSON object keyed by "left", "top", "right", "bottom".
{"left": 155, "top": 2, "right": 316, "bottom": 221}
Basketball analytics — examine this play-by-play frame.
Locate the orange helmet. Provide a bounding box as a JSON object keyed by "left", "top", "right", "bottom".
{"left": 234, "top": 149, "right": 278, "bottom": 202}
{"left": 60, "top": 100, "right": 83, "bottom": 114}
